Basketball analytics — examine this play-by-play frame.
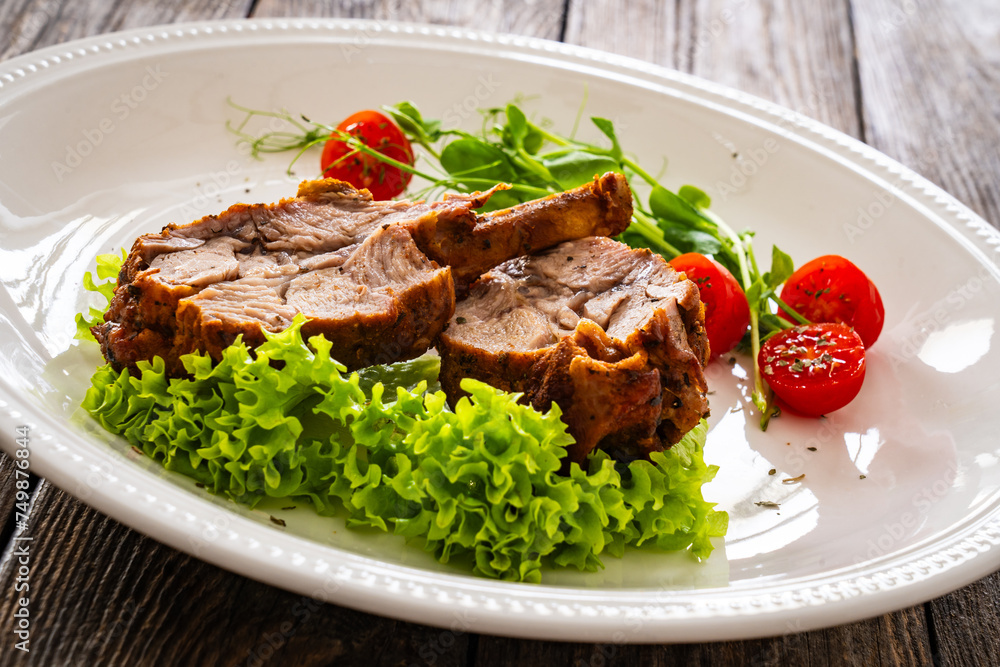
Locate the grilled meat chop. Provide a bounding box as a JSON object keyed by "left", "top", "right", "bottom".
{"left": 437, "top": 236, "right": 710, "bottom": 463}
{"left": 94, "top": 174, "right": 632, "bottom": 374}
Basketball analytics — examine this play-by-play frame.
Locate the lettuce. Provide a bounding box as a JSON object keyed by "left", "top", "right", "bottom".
{"left": 78, "top": 251, "right": 726, "bottom": 582}
{"left": 74, "top": 249, "right": 127, "bottom": 341}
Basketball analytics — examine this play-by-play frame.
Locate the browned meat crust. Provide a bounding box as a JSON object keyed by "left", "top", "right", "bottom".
{"left": 437, "top": 237, "right": 710, "bottom": 463}
{"left": 94, "top": 174, "right": 633, "bottom": 375}
{"left": 410, "top": 172, "right": 632, "bottom": 290}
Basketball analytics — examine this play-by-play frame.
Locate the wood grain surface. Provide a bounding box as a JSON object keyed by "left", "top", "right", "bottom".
{"left": 0, "top": 1, "right": 997, "bottom": 665}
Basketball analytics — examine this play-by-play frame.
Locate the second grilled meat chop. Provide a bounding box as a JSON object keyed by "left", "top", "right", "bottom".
{"left": 438, "top": 237, "right": 711, "bottom": 463}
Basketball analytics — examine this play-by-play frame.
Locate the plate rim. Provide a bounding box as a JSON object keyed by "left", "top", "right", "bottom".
{"left": 1, "top": 17, "right": 999, "bottom": 643}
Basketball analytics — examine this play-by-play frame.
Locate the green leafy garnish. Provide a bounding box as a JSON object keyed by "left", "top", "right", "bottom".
{"left": 74, "top": 249, "right": 126, "bottom": 342}
{"left": 81, "top": 316, "right": 726, "bottom": 582}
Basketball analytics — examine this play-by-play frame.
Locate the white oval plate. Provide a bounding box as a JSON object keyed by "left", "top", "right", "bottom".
{"left": 1, "top": 19, "right": 999, "bottom": 643}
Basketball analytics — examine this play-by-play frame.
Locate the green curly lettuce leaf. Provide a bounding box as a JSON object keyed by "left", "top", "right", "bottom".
{"left": 81, "top": 316, "right": 726, "bottom": 582}
{"left": 74, "top": 249, "right": 127, "bottom": 342}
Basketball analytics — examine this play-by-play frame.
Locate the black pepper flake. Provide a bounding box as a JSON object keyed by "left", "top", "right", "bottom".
{"left": 807, "top": 446, "right": 817, "bottom": 452}
{"left": 195, "top": 482, "right": 205, "bottom": 489}
{"left": 270, "top": 516, "right": 287, "bottom": 527}
{"left": 566, "top": 256, "right": 574, "bottom": 261}
{"left": 456, "top": 317, "right": 467, "bottom": 324}
{"left": 281, "top": 506, "right": 296, "bottom": 511}
{"left": 859, "top": 474, "right": 867, "bottom": 480}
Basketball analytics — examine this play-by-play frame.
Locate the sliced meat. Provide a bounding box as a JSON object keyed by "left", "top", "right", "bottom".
{"left": 95, "top": 174, "right": 633, "bottom": 374}
{"left": 173, "top": 225, "right": 453, "bottom": 369}
{"left": 410, "top": 171, "right": 632, "bottom": 290}
{"left": 437, "top": 237, "right": 710, "bottom": 463}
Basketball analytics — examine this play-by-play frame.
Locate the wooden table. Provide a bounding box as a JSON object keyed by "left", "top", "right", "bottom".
{"left": 1, "top": 1, "right": 997, "bottom": 664}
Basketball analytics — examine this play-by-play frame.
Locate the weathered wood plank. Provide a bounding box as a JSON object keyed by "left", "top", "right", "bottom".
{"left": 852, "top": 0, "right": 1000, "bottom": 226}
{"left": 0, "top": 481, "right": 472, "bottom": 666}
{"left": 563, "top": 0, "right": 684, "bottom": 69}
{"left": 474, "top": 605, "right": 932, "bottom": 666}
{"left": 0, "top": 454, "right": 21, "bottom": 545}
{"left": 0, "top": 0, "right": 252, "bottom": 60}
{"left": 564, "top": 0, "right": 861, "bottom": 137}
{"left": 251, "top": 0, "right": 566, "bottom": 40}
{"left": 923, "top": 572, "right": 1000, "bottom": 666}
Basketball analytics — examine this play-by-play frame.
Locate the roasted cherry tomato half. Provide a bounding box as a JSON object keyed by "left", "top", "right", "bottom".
{"left": 758, "top": 322, "right": 866, "bottom": 416}
{"left": 320, "top": 110, "right": 413, "bottom": 200}
{"left": 669, "top": 253, "right": 750, "bottom": 359}
{"left": 779, "top": 255, "right": 884, "bottom": 348}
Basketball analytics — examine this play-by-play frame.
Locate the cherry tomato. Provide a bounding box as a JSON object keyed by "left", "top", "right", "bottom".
{"left": 320, "top": 110, "right": 413, "bottom": 200}
{"left": 669, "top": 253, "right": 750, "bottom": 359}
{"left": 780, "top": 255, "right": 884, "bottom": 348}
{"left": 758, "top": 323, "right": 866, "bottom": 416}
